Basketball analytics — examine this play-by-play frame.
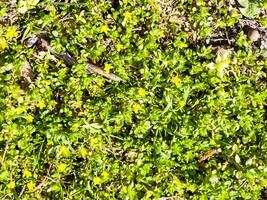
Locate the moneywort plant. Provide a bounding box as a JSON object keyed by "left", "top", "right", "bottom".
{"left": 0, "top": 0, "right": 266, "bottom": 199}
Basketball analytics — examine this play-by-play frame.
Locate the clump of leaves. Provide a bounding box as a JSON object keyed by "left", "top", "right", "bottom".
{"left": 237, "top": 0, "right": 265, "bottom": 18}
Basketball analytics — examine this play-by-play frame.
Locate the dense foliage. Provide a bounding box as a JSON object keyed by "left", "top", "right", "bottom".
{"left": 0, "top": 0, "right": 266, "bottom": 199}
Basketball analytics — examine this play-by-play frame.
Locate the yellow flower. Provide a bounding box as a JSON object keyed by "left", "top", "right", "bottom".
{"left": 115, "top": 43, "right": 124, "bottom": 52}
{"left": 5, "top": 26, "right": 19, "bottom": 40}
{"left": 101, "top": 171, "right": 110, "bottom": 181}
{"left": 93, "top": 177, "right": 102, "bottom": 185}
{"left": 179, "top": 101, "right": 186, "bottom": 108}
{"left": 23, "top": 169, "right": 32, "bottom": 178}
{"left": 0, "top": 37, "right": 8, "bottom": 51}
{"left": 175, "top": 179, "right": 184, "bottom": 189}
{"left": 47, "top": 140, "right": 54, "bottom": 146}
{"left": 90, "top": 138, "right": 98, "bottom": 146}
{"left": 58, "top": 163, "right": 67, "bottom": 173}
{"left": 100, "top": 25, "right": 109, "bottom": 34}
{"left": 27, "top": 181, "right": 35, "bottom": 191}
{"left": 26, "top": 115, "right": 34, "bottom": 123}
{"left": 16, "top": 106, "right": 27, "bottom": 114}
{"left": 132, "top": 103, "right": 142, "bottom": 113}
{"left": 59, "top": 145, "right": 71, "bottom": 158}
{"left": 80, "top": 147, "right": 88, "bottom": 159}
{"left": 104, "top": 63, "right": 112, "bottom": 74}
{"left": 123, "top": 11, "right": 132, "bottom": 21}
{"left": 138, "top": 88, "right": 146, "bottom": 97}
{"left": 158, "top": 30, "right": 165, "bottom": 38}
{"left": 171, "top": 76, "right": 181, "bottom": 87}
{"left": 179, "top": 42, "right": 188, "bottom": 48}
{"left": 7, "top": 181, "right": 15, "bottom": 189}
{"left": 38, "top": 100, "right": 46, "bottom": 109}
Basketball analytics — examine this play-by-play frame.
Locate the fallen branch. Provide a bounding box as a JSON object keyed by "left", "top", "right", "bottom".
{"left": 86, "top": 63, "right": 124, "bottom": 82}
{"left": 198, "top": 148, "right": 219, "bottom": 162}
{"left": 23, "top": 34, "right": 124, "bottom": 81}
{"left": 1, "top": 142, "right": 9, "bottom": 166}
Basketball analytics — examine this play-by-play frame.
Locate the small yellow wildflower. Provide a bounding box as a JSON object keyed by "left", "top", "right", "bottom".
{"left": 26, "top": 115, "right": 34, "bottom": 123}
{"left": 80, "top": 147, "right": 88, "bottom": 159}
{"left": 104, "top": 63, "right": 112, "bottom": 74}
{"left": 122, "top": 186, "right": 127, "bottom": 193}
{"left": 123, "top": 11, "right": 132, "bottom": 21}
{"left": 0, "top": 37, "right": 8, "bottom": 51}
{"left": 90, "top": 138, "right": 98, "bottom": 146}
{"left": 5, "top": 26, "right": 19, "bottom": 40}
{"left": 138, "top": 88, "right": 146, "bottom": 97}
{"left": 93, "top": 177, "right": 102, "bottom": 185}
{"left": 179, "top": 101, "right": 186, "bottom": 108}
{"left": 179, "top": 42, "right": 188, "bottom": 48}
{"left": 7, "top": 181, "right": 15, "bottom": 189}
{"left": 38, "top": 100, "right": 46, "bottom": 109}
{"left": 47, "top": 140, "right": 54, "bottom": 146}
{"left": 132, "top": 103, "right": 142, "bottom": 113}
{"left": 16, "top": 106, "right": 27, "bottom": 114}
{"left": 23, "top": 169, "right": 32, "bottom": 178}
{"left": 100, "top": 25, "right": 109, "bottom": 34}
{"left": 27, "top": 181, "right": 35, "bottom": 191}
{"left": 58, "top": 163, "right": 67, "bottom": 173}
{"left": 158, "top": 30, "right": 165, "bottom": 38}
{"left": 175, "top": 179, "right": 184, "bottom": 189}
{"left": 101, "top": 171, "right": 110, "bottom": 181}
{"left": 59, "top": 145, "right": 71, "bottom": 158}
{"left": 171, "top": 76, "right": 181, "bottom": 87}
{"left": 115, "top": 43, "right": 124, "bottom": 52}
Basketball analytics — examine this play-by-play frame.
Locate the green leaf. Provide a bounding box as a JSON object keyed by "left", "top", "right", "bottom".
{"left": 235, "top": 154, "right": 241, "bottom": 163}
{"left": 237, "top": 0, "right": 249, "bottom": 7}
{"left": 239, "top": 3, "right": 261, "bottom": 18}
{"left": 17, "top": 0, "right": 28, "bottom": 14}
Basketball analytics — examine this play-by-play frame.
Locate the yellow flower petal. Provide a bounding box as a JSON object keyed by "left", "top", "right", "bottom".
{"left": 104, "top": 63, "right": 112, "bottom": 74}
{"left": 138, "top": 88, "right": 146, "bottom": 97}
{"left": 80, "top": 147, "right": 88, "bottom": 159}
{"left": 179, "top": 42, "right": 188, "bottom": 48}
{"left": 90, "top": 138, "right": 98, "bottom": 146}
{"left": 115, "top": 43, "right": 124, "bottom": 52}
{"left": 101, "top": 171, "right": 110, "bottom": 181}
{"left": 27, "top": 181, "right": 35, "bottom": 191}
{"left": 132, "top": 103, "right": 142, "bottom": 113}
{"left": 171, "top": 76, "right": 181, "bottom": 87}
{"left": 158, "top": 30, "right": 165, "bottom": 38}
{"left": 38, "top": 100, "right": 46, "bottom": 110}
{"left": 7, "top": 181, "right": 15, "bottom": 189}
{"left": 58, "top": 163, "right": 67, "bottom": 173}
{"left": 179, "top": 101, "right": 186, "bottom": 108}
{"left": 100, "top": 25, "right": 109, "bottom": 34}
{"left": 93, "top": 177, "right": 102, "bottom": 185}
{"left": 123, "top": 11, "right": 132, "bottom": 21}
{"left": 26, "top": 115, "right": 34, "bottom": 123}
{"left": 23, "top": 169, "right": 32, "bottom": 178}
{"left": 0, "top": 37, "right": 8, "bottom": 51}
{"left": 5, "top": 26, "right": 19, "bottom": 40}
{"left": 59, "top": 145, "right": 71, "bottom": 158}
{"left": 47, "top": 140, "right": 54, "bottom": 146}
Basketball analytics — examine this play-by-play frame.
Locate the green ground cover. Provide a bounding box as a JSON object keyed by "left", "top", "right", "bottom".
{"left": 0, "top": 0, "right": 267, "bottom": 199}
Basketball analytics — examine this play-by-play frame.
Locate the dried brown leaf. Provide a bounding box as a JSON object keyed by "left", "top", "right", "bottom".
{"left": 21, "top": 60, "right": 33, "bottom": 84}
